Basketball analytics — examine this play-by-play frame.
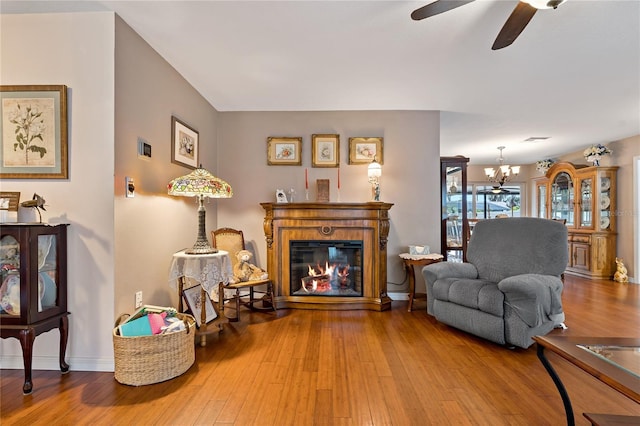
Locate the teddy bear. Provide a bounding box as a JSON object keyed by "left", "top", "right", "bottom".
{"left": 231, "top": 249, "right": 269, "bottom": 283}
{"left": 613, "top": 257, "right": 629, "bottom": 283}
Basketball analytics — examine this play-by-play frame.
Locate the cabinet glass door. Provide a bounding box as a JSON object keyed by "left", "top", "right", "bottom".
{"left": 37, "top": 234, "right": 58, "bottom": 312}
{"left": 0, "top": 235, "right": 20, "bottom": 316}
{"left": 537, "top": 183, "right": 547, "bottom": 218}
{"left": 551, "top": 172, "right": 574, "bottom": 226}
{"left": 600, "top": 175, "right": 612, "bottom": 231}
{"left": 445, "top": 166, "right": 463, "bottom": 262}
{"left": 579, "top": 178, "right": 593, "bottom": 228}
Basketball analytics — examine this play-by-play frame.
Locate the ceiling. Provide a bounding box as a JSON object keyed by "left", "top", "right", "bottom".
{"left": 3, "top": 0, "right": 639, "bottom": 165}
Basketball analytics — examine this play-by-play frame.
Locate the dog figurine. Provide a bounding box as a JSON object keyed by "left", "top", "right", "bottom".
{"left": 613, "top": 257, "right": 629, "bottom": 283}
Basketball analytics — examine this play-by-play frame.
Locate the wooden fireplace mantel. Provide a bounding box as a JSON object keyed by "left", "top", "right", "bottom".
{"left": 261, "top": 202, "right": 393, "bottom": 311}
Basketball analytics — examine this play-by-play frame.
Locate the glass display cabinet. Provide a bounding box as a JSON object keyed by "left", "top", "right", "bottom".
{"left": 545, "top": 163, "right": 617, "bottom": 279}
{"left": 440, "top": 156, "right": 469, "bottom": 262}
{"left": 0, "top": 223, "right": 70, "bottom": 394}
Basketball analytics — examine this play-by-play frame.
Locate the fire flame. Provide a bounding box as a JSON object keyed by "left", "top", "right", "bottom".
{"left": 302, "top": 262, "right": 350, "bottom": 293}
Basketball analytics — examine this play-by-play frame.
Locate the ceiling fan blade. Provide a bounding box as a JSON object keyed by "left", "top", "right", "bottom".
{"left": 411, "top": 0, "right": 475, "bottom": 21}
{"left": 492, "top": 1, "right": 538, "bottom": 50}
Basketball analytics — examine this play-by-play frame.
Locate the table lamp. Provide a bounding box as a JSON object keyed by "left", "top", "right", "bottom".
{"left": 368, "top": 157, "right": 382, "bottom": 201}
{"left": 168, "top": 166, "right": 233, "bottom": 254}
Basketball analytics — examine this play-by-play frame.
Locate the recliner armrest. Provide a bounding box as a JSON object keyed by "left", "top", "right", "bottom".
{"left": 422, "top": 262, "right": 478, "bottom": 285}
{"left": 422, "top": 262, "right": 478, "bottom": 315}
{"left": 498, "top": 274, "right": 564, "bottom": 327}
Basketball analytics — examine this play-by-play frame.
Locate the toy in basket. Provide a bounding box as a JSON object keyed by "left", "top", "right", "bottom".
{"left": 113, "top": 305, "right": 196, "bottom": 386}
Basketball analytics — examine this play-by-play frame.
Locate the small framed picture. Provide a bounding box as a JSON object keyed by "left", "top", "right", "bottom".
{"left": 0, "top": 191, "right": 20, "bottom": 223}
{"left": 312, "top": 134, "right": 340, "bottom": 167}
{"left": 1, "top": 85, "right": 68, "bottom": 179}
{"left": 348, "top": 137, "right": 383, "bottom": 165}
{"left": 182, "top": 285, "right": 218, "bottom": 327}
{"left": 171, "top": 116, "right": 199, "bottom": 169}
{"left": 316, "top": 179, "right": 330, "bottom": 202}
{"left": 267, "top": 137, "right": 302, "bottom": 165}
{"left": 275, "top": 188, "right": 288, "bottom": 203}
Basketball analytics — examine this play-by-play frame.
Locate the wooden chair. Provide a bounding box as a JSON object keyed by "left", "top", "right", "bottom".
{"left": 211, "top": 227, "right": 275, "bottom": 321}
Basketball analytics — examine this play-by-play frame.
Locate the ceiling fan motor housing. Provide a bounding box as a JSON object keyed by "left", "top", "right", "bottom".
{"left": 547, "top": 0, "right": 565, "bottom": 9}
{"left": 526, "top": 0, "right": 566, "bottom": 9}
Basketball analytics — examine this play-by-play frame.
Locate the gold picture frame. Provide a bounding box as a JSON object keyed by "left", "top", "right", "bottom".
{"left": 1, "top": 85, "right": 68, "bottom": 179}
{"left": 171, "top": 116, "right": 199, "bottom": 169}
{"left": 267, "top": 137, "right": 302, "bottom": 165}
{"left": 348, "top": 137, "right": 383, "bottom": 165}
{"left": 312, "top": 134, "right": 339, "bottom": 168}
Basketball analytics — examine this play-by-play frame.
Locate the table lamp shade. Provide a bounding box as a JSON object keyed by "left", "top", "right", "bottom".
{"left": 168, "top": 167, "right": 233, "bottom": 254}
{"left": 168, "top": 167, "right": 233, "bottom": 198}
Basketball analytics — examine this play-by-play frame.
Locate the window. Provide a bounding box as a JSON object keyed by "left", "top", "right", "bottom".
{"left": 467, "top": 184, "right": 523, "bottom": 219}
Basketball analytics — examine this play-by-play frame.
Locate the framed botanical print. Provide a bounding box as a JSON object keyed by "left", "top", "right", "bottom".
{"left": 312, "top": 134, "right": 339, "bottom": 167}
{"left": 1, "top": 85, "right": 68, "bottom": 179}
{"left": 171, "top": 116, "right": 199, "bottom": 169}
{"left": 267, "top": 137, "right": 302, "bottom": 165}
{"left": 348, "top": 137, "right": 383, "bottom": 165}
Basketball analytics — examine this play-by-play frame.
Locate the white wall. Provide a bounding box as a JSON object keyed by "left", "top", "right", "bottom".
{"left": 1, "top": 12, "right": 116, "bottom": 371}
{"left": 1, "top": 11, "right": 222, "bottom": 373}
{"left": 217, "top": 111, "right": 442, "bottom": 296}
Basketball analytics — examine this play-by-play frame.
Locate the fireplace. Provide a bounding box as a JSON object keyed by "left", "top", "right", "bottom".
{"left": 290, "top": 240, "right": 363, "bottom": 297}
{"left": 261, "top": 202, "right": 393, "bottom": 311}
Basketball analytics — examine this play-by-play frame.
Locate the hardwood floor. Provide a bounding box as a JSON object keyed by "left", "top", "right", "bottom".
{"left": 2, "top": 275, "right": 639, "bottom": 425}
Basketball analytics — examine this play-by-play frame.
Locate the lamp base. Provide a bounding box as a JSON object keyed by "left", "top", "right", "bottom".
{"left": 185, "top": 245, "right": 218, "bottom": 255}
{"left": 185, "top": 195, "right": 218, "bottom": 255}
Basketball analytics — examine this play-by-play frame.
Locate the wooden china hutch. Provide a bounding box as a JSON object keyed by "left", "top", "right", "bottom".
{"left": 540, "top": 162, "right": 618, "bottom": 279}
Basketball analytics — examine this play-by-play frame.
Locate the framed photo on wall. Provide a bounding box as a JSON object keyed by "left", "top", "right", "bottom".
{"left": 267, "top": 137, "right": 302, "bottom": 165}
{"left": 348, "top": 137, "right": 383, "bottom": 165}
{"left": 182, "top": 285, "right": 218, "bottom": 327}
{"left": 312, "top": 134, "right": 339, "bottom": 167}
{"left": 0, "top": 85, "right": 68, "bottom": 179}
{"left": 171, "top": 116, "right": 199, "bottom": 169}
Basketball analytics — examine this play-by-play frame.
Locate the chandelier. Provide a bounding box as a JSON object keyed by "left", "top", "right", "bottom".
{"left": 484, "top": 146, "right": 520, "bottom": 188}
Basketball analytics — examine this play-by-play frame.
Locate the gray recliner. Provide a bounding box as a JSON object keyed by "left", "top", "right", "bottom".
{"left": 422, "top": 217, "right": 568, "bottom": 348}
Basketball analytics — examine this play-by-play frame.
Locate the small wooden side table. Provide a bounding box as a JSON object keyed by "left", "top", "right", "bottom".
{"left": 399, "top": 253, "right": 443, "bottom": 312}
{"left": 168, "top": 250, "right": 233, "bottom": 346}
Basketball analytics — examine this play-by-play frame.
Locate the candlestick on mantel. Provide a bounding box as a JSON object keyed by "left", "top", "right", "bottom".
{"left": 305, "top": 168, "right": 308, "bottom": 190}
{"left": 337, "top": 168, "right": 341, "bottom": 189}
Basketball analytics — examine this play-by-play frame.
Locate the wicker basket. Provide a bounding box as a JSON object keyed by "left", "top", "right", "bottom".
{"left": 113, "top": 312, "right": 196, "bottom": 386}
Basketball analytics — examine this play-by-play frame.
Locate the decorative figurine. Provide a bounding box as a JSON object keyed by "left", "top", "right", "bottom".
{"left": 20, "top": 193, "right": 46, "bottom": 222}
{"left": 613, "top": 257, "right": 629, "bottom": 283}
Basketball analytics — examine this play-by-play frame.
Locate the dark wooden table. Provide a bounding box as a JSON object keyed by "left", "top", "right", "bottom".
{"left": 533, "top": 336, "right": 640, "bottom": 426}
{"left": 399, "top": 254, "right": 443, "bottom": 312}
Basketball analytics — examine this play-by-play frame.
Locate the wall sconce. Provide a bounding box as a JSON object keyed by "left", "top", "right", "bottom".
{"left": 367, "top": 158, "right": 382, "bottom": 201}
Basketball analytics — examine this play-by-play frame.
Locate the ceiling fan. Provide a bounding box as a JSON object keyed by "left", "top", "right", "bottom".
{"left": 411, "top": 0, "right": 567, "bottom": 50}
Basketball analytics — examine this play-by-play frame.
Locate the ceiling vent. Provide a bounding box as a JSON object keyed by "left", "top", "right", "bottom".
{"left": 522, "top": 137, "right": 550, "bottom": 143}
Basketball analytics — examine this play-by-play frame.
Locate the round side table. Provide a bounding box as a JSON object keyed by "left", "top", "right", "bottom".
{"left": 399, "top": 253, "right": 443, "bottom": 312}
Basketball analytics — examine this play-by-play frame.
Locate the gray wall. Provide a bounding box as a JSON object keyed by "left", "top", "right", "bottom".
{"left": 217, "top": 111, "right": 442, "bottom": 295}
{"left": 114, "top": 16, "right": 220, "bottom": 321}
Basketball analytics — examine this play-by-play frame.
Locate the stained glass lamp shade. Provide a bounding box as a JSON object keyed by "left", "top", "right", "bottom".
{"left": 168, "top": 167, "right": 233, "bottom": 254}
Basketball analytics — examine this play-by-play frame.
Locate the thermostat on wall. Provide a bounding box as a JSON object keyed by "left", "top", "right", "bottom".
{"left": 137, "top": 137, "right": 151, "bottom": 159}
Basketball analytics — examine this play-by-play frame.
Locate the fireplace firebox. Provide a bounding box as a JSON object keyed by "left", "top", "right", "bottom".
{"left": 290, "top": 240, "right": 363, "bottom": 297}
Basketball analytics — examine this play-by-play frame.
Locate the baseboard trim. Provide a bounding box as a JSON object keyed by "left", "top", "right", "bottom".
{"left": 388, "top": 292, "right": 409, "bottom": 301}
{"left": 1, "top": 355, "right": 114, "bottom": 372}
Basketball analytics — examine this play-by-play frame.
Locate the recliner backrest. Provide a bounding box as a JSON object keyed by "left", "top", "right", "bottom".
{"left": 467, "top": 217, "right": 568, "bottom": 283}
